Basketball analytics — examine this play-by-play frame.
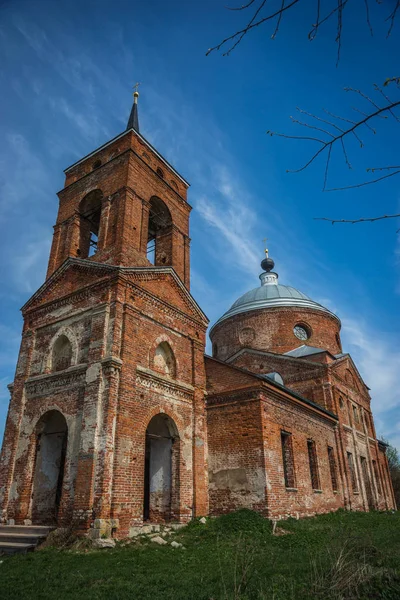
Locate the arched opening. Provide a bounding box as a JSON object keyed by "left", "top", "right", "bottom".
{"left": 146, "top": 197, "right": 172, "bottom": 266}
{"left": 154, "top": 342, "right": 176, "bottom": 378}
{"left": 79, "top": 189, "right": 103, "bottom": 258}
{"left": 31, "top": 410, "right": 68, "bottom": 525}
{"left": 143, "top": 414, "right": 179, "bottom": 522}
{"left": 52, "top": 335, "right": 73, "bottom": 372}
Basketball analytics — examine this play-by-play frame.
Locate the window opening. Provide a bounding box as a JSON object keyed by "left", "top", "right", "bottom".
{"left": 352, "top": 405, "right": 359, "bottom": 423}
{"left": 347, "top": 452, "right": 358, "bottom": 492}
{"left": 156, "top": 167, "right": 164, "bottom": 178}
{"left": 92, "top": 159, "right": 102, "bottom": 170}
{"left": 328, "top": 446, "right": 338, "bottom": 491}
{"left": 146, "top": 239, "right": 155, "bottom": 264}
{"left": 281, "top": 431, "right": 295, "bottom": 488}
{"left": 307, "top": 440, "right": 320, "bottom": 490}
{"left": 79, "top": 190, "right": 103, "bottom": 259}
{"left": 372, "top": 460, "right": 382, "bottom": 495}
{"left": 147, "top": 197, "right": 172, "bottom": 266}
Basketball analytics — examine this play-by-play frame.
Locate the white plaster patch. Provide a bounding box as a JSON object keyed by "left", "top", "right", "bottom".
{"left": 86, "top": 362, "right": 101, "bottom": 384}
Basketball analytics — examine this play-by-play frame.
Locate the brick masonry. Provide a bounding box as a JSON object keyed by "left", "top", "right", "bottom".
{"left": 0, "top": 117, "right": 395, "bottom": 538}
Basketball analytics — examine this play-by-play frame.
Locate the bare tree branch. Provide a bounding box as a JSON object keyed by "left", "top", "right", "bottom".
{"left": 314, "top": 213, "right": 400, "bottom": 226}
{"left": 226, "top": 0, "right": 258, "bottom": 10}
{"left": 208, "top": 0, "right": 398, "bottom": 58}
{"left": 386, "top": 0, "right": 400, "bottom": 37}
{"left": 206, "top": 0, "right": 300, "bottom": 56}
{"left": 325, "top": 169, "right": 400, "bottom": 191}
{"left": 363, "top": 0, "right": 373, "bottom": 36}
{"left": 267, "top": 85, "right": 400, "bottom": 190}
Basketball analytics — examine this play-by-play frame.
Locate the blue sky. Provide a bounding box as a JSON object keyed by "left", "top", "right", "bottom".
{"left": 0, "top": 0, "right": 399, "bottom": 450}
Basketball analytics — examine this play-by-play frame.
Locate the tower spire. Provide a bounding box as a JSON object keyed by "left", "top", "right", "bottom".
{"left": 127, "top": 83, "right": 140, "bottom": 132}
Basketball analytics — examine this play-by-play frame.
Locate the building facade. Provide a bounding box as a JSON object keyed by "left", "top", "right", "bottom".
{"left": 0, "top": 95, "right": 395, "bottom": 538}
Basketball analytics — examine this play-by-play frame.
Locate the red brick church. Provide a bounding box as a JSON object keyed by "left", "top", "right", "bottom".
{"left": 0, "top": 93, "right": 395, "bottom": 539}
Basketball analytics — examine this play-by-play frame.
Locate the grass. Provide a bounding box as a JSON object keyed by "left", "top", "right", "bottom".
{"left": 1, "top": 509, "right": 400, "bottom": 599}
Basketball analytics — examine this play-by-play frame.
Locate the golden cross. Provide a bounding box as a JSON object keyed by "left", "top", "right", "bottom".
{"left": 133, "top": 82, "right": 141, "bottom": 93}
{"left": 263, "top": 237, "right": 269, "bottom": 257}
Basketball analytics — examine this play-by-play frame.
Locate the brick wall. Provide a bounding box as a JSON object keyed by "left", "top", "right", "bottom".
{"left": 210, "top": 306, "right": 341, "bottom": 360}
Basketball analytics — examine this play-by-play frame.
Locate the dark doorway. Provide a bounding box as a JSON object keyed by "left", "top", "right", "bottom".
{"left": 31, "top": 411, "right": 68, "bottom": 524}
{"left": 143, "top": 414, "right": 179, "bottom": 522}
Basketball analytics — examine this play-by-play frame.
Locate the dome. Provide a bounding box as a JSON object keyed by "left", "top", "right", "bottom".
{"left": 210, "top": 265, "right": 339, "bottom": 334}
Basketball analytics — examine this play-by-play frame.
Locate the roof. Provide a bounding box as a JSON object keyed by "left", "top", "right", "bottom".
{"left": 205, "top": 355, "right": 338, "bottom": 421}
{"left": 127, "top": 93, "right": 139, "bottom": 132}
{"left": 285, "top": 345, "right": 331, "bottom": 358}
{"left": 210, "top": 270, "right": 340, "bottom": 333}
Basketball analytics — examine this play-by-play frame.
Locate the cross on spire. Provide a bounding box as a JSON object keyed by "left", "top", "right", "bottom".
{"left": 127, "top": 83, "right": 140, "bottom": 132}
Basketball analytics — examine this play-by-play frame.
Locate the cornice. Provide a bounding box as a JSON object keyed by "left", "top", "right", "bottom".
{"left": 25, "top": 364, "right": 87, "bottom": 398}
{"left": 136, "top": 365, "right": 194, "bottom": 403}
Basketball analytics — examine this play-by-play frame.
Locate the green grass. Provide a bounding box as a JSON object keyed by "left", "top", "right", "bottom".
{"left": 1, "top": 510, "right": 400, "bottom": 599}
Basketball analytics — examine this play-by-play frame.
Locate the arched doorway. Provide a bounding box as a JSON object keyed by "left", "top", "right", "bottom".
{"left": 143, "top": 414, "right": 179, "bottom": 522}
{"left": 31, "top": 410, "right": 68, "bottom": 524}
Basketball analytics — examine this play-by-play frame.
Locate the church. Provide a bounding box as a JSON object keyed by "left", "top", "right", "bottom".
{"left": 0, "top": 92, "right": 395, "bottom": 540}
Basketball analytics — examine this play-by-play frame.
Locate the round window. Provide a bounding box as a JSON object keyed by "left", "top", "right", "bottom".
{"left": 293, "top": 324, "right": 310, "bottom": 341}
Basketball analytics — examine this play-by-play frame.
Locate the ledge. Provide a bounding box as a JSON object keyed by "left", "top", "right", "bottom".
{"left": 313, "top": 489, "right": 323, "bottom": 494}
{"left": 136, "top": 365, "right": 194, "bottom": 392}
{"left": 25, "top": 363, "right": 88, "bottom": 384}
{"left": 285, "top": 487, "right": 298, "bottom": 492}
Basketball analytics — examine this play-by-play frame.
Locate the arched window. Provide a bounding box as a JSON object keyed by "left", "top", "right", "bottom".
{"left": 147, "top": 197, "right": 172, "bottom": 266}
{"left": 79, "top": 189, "right": 103, "bottom": 258}
{"left": 154, "top": 342, "right": 176, "bottom": 378}
{"left": 52, "top": 335, "right": 73, "bottom": 372}
{"left": 92, "top": 159, "right": 102, "bottom": 170}
{"left": 156, "top": 167, "right": 164, "bottom": 178}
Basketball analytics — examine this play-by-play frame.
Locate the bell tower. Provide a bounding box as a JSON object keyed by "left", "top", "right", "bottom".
{"left": 0, "top": 91, "right": 208, "bottom": 537}
{"left": 47, "top": 90, "right": 191, "bottom": 288}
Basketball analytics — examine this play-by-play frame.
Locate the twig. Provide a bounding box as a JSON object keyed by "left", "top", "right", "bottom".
{"left": 226, "top": 0, "right": 258, "bottom": 10}
{"left": 206, "top": 0, "right": 300, "bottom": 55}
{"left": 325, "top": 169, "right": 400, "bottom": 190}
{"left": 386, "top": 0, "right": 400, "bottom": 37}
{"left": 315, "top": 213, "right": 400, "bottom": 224}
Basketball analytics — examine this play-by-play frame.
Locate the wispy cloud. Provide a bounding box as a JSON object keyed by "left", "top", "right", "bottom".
{"left": 0, "top": 133, "right": 51, "bottom": 218}
{"left": 196, "top": 167, "right": 259, "bottom": 274}
{"left": 10, "top": 235, "right": 51, "bottom": 294}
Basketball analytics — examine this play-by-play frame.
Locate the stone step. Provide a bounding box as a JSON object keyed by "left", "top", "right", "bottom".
{"left": 0, "top": 541, "right": 36, "bottom": 555}
{"left": 0, "top": 525, "right": 52, "bottom": 536}
{"left": 0, "top": 532, "right": 47, "bottom": 545}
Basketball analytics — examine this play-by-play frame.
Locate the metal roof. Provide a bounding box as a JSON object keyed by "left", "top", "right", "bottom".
{"left": 210, "top": 271, "right": 340, "bottom": 333}
{"left": 285, "top": 345, "right": 328, "bottom": 358}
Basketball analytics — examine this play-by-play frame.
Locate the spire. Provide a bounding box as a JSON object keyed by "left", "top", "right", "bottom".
{"left": 259, "top": 242, "right": 278, "bottom": 286}
{"left": 127, "top": 84, "right": 140, "bottom": 132}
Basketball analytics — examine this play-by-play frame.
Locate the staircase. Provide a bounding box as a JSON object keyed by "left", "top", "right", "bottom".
{"left": 0, "top": 525, "right": 53, "bottom": 555}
